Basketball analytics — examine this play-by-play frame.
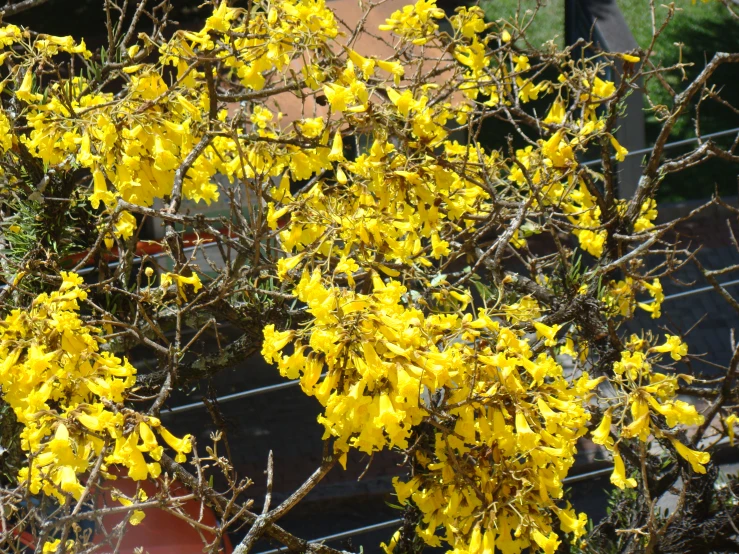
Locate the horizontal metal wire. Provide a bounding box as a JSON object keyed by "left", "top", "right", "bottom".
{"left": 253, "top": 467, "right": 615, "bottom": 554}
{"left": 255, "top": 518, "right": 404, "bottom": 554}
{"left": 165, "top": 278, "right": 739, "bottom": 414}
{"left": 74, "top": 243, "right": 209, "bottom": 276}
{"left": 165, "top": 374, "right": 327, "bottom": 415}
{"left": 639, "top": 278, "right": 739, "bottom": 304}
{"left": 0, "top": 128, "right": 736, "bottom": 290}
{"left": 581, "top": 127, "right": 739, "bottom": 167}
{"left": 253, "top": 437, "right": 739, "bottom": 553}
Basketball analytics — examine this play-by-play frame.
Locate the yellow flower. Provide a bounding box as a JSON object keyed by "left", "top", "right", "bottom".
{"left": 637, "top": 301, "right": 661, "bottom": 319}
{"left": 543, "top": 99, "right": 566, "bottom": 125}
{"left": 42, "top": 539, "right": 73, "bottom": 553}
{"left": 42, "top": 540, "right": 60, "bottom": 554}
{"left": 381, "top": 530, "right": 400, "bottom": 554}
{"left": 0, "top": 24, "right": 22, "bottom": 47}
{"left": 0, "top": 110, "right": 13, "bottom": 153}
{"left": 726, "top": 414, "right": 738, "bottom": 446}
{"left": 112, "top": 489, "right": 148, "bottom": 525}
{"left": 347, "top": 49, "right": 376, "bottom": 79}
{"left": 610, "top": 449, "right": 637, "bottom": 489}
{"left": 160, "top": 271, "right": 203, "bottom": 301}
{"left": 90, "top": 169, "right": 114, "bottom": 209}
{"left": 558, "top": 506, "right": 588, "bottom": 539}
{"left": 644, "top": 278, "right": 664, "bottom": 302}
{"left": 386, "top": 88, "right": 423, "bottom": 117}
{"left": 609, "top": 135, "right": 629, "bottom": 162}
{"left": 16, "top": 69, "right": 43, "bottom": 103}
{"left": 34, "top": 34, "right": 91, "bottom": 58}
{"left": 592, "top": 77, "right": 615, "bottom": 99}
{"left": 591, "top": 409, "right": 614, "bottom": 449}
{"left": 130, "top": 509, "right": 146, "bottom": 526}
{"left": 267, "top": 202, "right": 290, "bottom": 230}
{"left": 298, "top": 117, "right": 325, "bottom": 139}
{"left": 652, "top": 335, "right": 688, "bottom": 361}
{"left": 262, "top": 324, "right": 294, "bottom": 363}
{"left": 534, "top": 322, "right": 561, "bottom": 347}
{"left": 335, "top": 257, "right": 359, "bottom": 286}
{"left": 328, "top": 131, "right": 344, "bottom": 162}
{"left": 515, "top": 411, "right": 540, "bottom": 452}
{"left": 623, "top": 396, "right": 651, "bottom": 441}
{"left": 376, "top": 59, "right": 404, "bottom": 83}
{"left": 671, "top": 439, "right": 710, "bottom": 474}
{"left": 138, "top": 422, "right": 163, "bottom": 460}
{"left": 205, "top": 1, "right": 239, "bottom": 33}
{"left": 635, "top": 198, "right": 658, "bottom": 232}
{"left": 646, "top": 395, "right": 703, "bottom": 428}
{"left": 324, "top": 83, "right": 353, "bottom": 112}
{"left": 158, "top": 427, "right": 192, "bottom": 463}
{"left": 638, "top": 278, "right": 664, "bottom": 319}
{"left": 55, "top": 465, "right": 85, "bottom": 499}
{"left": 277, "top": 253, "right": 304, "bottom": 279}
{"left": 114, "top": 210, "right": 137, "bottom": 240}
{"left": 531, "top": 529, "right": 560, "bottom": 554}
{"left": 250, "top": 105, "right": 273, "bottom": 129}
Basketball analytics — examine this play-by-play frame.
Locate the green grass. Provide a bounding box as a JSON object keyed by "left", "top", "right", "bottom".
{"left": 481, "top": 0, "right": 565, "bottom": 50}
{"left": 479, "top": 0, "right": 739, "bottom": 200}
{"left": 620, "top": 0, "right": 731, "bottom": 51}
{"left": 480, "top": 0, "right": 734, "bottom": 56}
{"left": 480, "top": 0, "right": 739, "bottom": 139}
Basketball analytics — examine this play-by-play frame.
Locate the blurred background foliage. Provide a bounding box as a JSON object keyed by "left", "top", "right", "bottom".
{"left": 477, "top": 0, "right": 739, "bottom": 201}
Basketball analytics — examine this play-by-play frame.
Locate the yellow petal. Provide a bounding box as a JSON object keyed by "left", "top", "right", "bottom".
{"left": 610, "top": 449, "right": 637, "bottom": 489}
{"left": 671, "top": 439, "right": 710, "bottom": 474}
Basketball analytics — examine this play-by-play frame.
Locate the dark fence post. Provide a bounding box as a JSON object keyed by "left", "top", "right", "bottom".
{"left": 565, "top": 0, "right": 645, "bottom": 198}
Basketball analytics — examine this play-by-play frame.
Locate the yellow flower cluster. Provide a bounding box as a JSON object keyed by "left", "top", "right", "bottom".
{"left": 0, "top": 0, "right": 706, "bottom": 551}
{"left": 0, "top": 273, "right": 191, "bottom": 506}
{"left": 265, "top": 267, "right": 600, "bottom": 552}
{"left": 507, "top": 111, "right": 639, "bottom": 259}
{"left": 272, "top": 136, "right": 490, "bottom": 269}
{"left": 251, "top": 0, "right": 700, "bottom": 551}
{"left": 0, "top": 0, "right": 631, "bottom": 263}
{"left": 379, "top": 0, "right": 446, "bottom": 45}
{"left": 42, "top": 539, "right": 74, "bottom": 553}
{"left": 180, "top": 0, "right": 338, "bottom": 91}
{"left": 0, "top": 0, "right": 342, "bottom": 244}
{"left": 265, "top": 271, "right": 449, "bottom": 454}
{"left": 591, "top": 334, "right": 708, "bottom": 488}
{"left": 602, "top": 276, "right": 664, "bottom": 320}
{"left": 451, "top": 7, "right": 494, "bottom": 100}
{"left": 392, "top": 348, "right": 599, "bottom": 553}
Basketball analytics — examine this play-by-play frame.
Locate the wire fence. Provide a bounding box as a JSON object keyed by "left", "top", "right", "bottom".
{"left": 164, "top": 277, "right": 739, "bottom": 415}
{"left": 252, "top": 432, "right": 739, "bottom": 554}
{"left": 185, "top": 125, "right": 739, "bottom": 552}
{"left": 253, "top": 467, "right": 616, "bottom": 554}
{"left": 581, "top": 127, "right": 739, "bottom": 167}
{"left": 1, "top": 127, "right": 736, "bottom": 553}
{"left": 0, "top": 128, "right": 736, "bottom": 292}
{"left": 166, "top": 275, "right": 739, "bottom": 554}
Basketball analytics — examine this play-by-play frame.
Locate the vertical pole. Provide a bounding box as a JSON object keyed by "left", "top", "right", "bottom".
{"left": 564, "top": 0, "right": 646, "bottom": 198}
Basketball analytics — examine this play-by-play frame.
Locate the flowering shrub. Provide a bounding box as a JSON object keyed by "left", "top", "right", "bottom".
{"left": 0, "top": 0, "right": 738, "bottom": 553}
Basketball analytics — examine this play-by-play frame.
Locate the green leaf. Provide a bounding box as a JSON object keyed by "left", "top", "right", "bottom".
{"left": 430, "top": 273, "right": 447, "bottom": 287}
